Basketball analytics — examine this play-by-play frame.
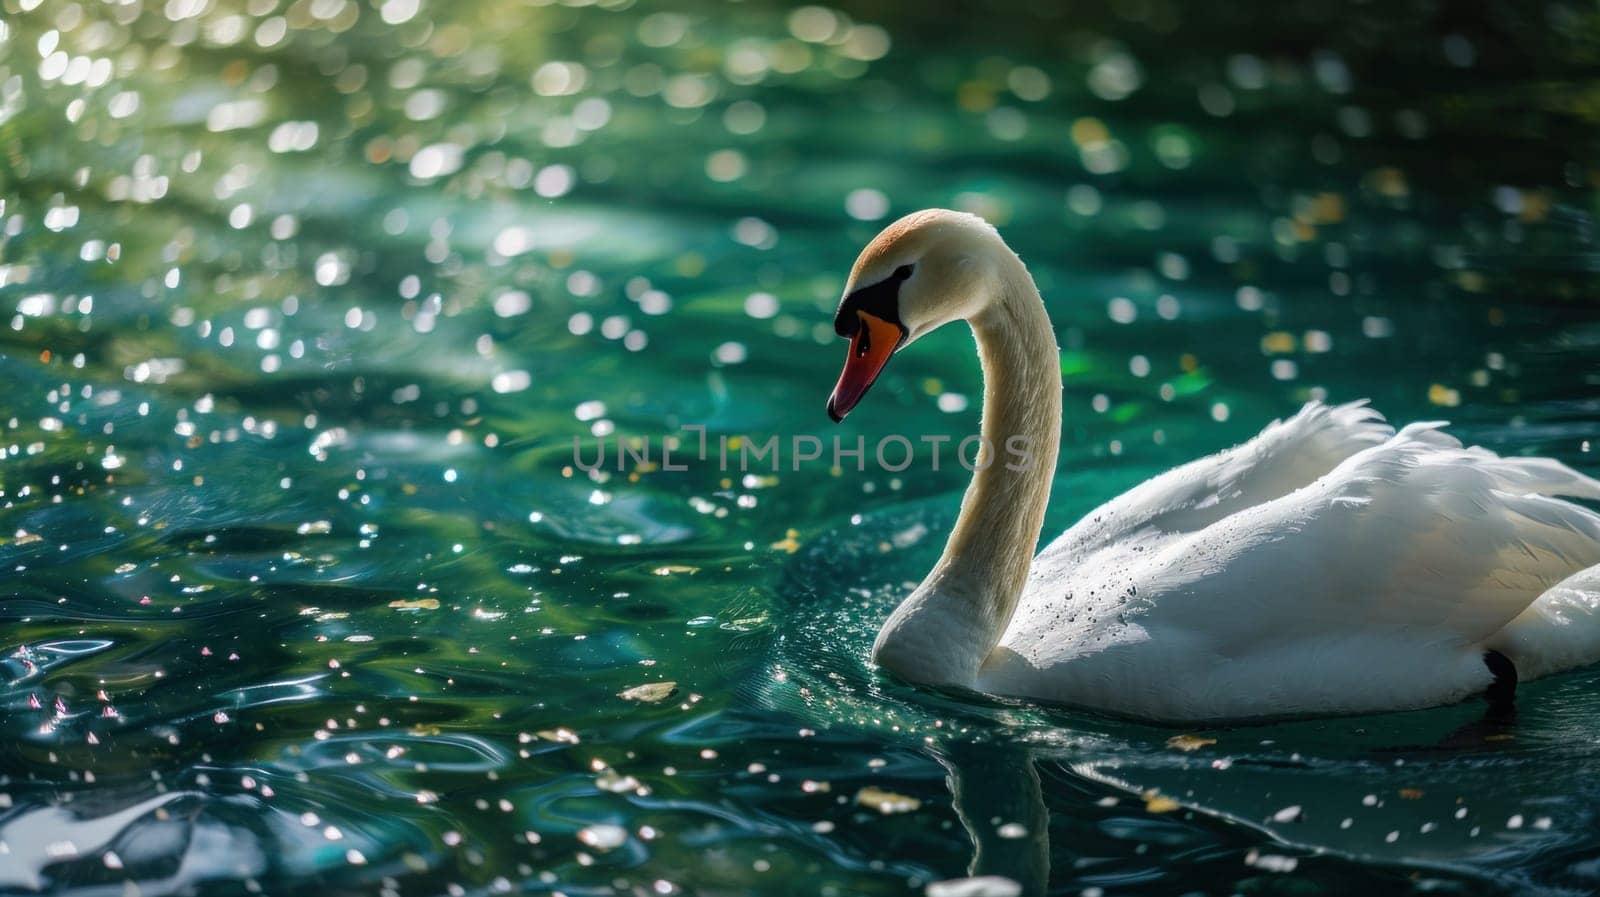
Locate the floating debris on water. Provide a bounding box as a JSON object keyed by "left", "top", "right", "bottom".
{"left": 618, "top": 682, "right": 678, "bottom": 702}
{"left": 855, "top": 786, "right": 921, "bottom": 815}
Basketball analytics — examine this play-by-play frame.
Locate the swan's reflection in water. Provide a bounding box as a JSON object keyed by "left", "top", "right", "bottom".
{"left": 892, "top": 693, "right": 1600, "bottom": 895}
{"left": 937, "top": 741, "right": 1050, "bottom": 894}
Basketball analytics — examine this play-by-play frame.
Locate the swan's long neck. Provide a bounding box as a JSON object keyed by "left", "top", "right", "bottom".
{"left": 872, "top": 248, "right": 1061, "bottom": 685}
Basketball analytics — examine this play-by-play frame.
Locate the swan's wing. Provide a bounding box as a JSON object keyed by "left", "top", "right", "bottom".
{"left": 1153, "top": 422, "right": 1600, "bottom": 650}
{"left": 1052, "top": 400, "right": 1393, "bottom": 556}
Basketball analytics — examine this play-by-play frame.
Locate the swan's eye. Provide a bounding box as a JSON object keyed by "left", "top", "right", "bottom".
{"left": 893, "top": 264, "right": 914, "bottom": 281}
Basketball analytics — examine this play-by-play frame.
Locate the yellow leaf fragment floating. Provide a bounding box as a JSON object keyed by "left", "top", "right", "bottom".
{"left": 652, "top": 565, "right": 699, "bottom": 576}
{"left": 856, "top": 785, "right": 921, "bottom": 815}
{"left": 388, "top": 598, "right": 441, "bottom": 611}
{"left": 1259, "top": 331, "right": 1296, "bottom": 354}
{"left": 14, "top": 531, "right": 42, "bottom": 545}
{"left": 771, "top": 528, "right": 802, "bottom": 554}
{"left": 618, "top": 681, "right": 678, "bottom": 702}
{"left": 1366, "top": 166, "right": 1409, "bottom": 199}
{"left": 1143, "top": 790, "right": 1181, "bottom": 814}
{"left": 1166, "top": 734, "right": 1216, "bottom": 752}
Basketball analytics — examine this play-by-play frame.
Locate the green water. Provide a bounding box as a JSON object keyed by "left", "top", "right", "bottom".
{"left": 3, "top": 0, "right": 1600, "bottom": 894}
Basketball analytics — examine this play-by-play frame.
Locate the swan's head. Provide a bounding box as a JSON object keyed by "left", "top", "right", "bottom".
{"left": 826, "top": 209, "right": 1003, "bottom": 421}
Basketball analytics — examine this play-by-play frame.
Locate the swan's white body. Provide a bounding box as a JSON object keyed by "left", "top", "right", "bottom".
{"left": 837, "top": 210, "right": 1600, "bottom": 722}
{"left": 979, "top": 402, "right": 1600, "bottom": 721}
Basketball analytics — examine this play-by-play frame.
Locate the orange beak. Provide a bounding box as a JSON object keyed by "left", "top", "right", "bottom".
{"left": 827, "top": 311, "right": 905, "bottom": 422}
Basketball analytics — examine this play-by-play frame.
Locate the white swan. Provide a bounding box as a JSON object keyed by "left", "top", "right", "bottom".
{"left": 825, "top": 208, "right": 1600, "bottom": 722}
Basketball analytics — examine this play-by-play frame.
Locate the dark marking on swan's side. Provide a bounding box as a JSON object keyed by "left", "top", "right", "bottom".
{"left": 1483, "top": 649, "right": 1518, "bottom": 709}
